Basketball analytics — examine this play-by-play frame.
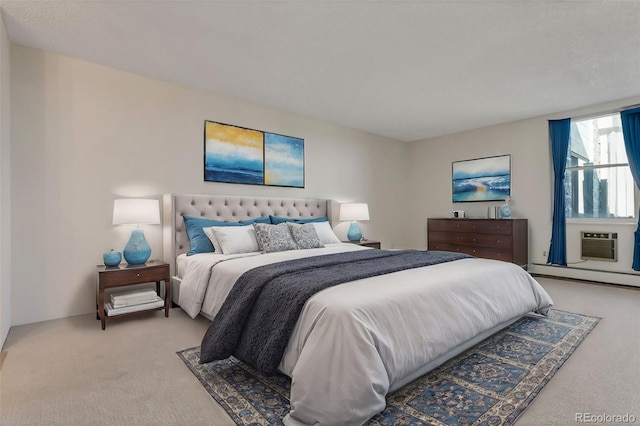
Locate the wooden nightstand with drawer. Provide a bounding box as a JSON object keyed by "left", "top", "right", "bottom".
{"left": 96, "top": 261, "right": 170, "bottom": 330}
{"left": 427, "top": 218, "right": 528, "bottom": 268}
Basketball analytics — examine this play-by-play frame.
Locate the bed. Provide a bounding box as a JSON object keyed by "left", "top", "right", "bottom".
{"left": 163, "top": 194, "right": 553, "bottom": 426}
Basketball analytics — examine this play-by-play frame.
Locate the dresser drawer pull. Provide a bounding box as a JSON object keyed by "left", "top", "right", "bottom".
{"left": 137, "top": 273, "right": 140, "bottom": 277}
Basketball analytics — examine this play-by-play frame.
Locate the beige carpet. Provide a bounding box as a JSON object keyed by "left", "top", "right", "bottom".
{"left": 1, "top": 277, "right": 639, "bottom": 426}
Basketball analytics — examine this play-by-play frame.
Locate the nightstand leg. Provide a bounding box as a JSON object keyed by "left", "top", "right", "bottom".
{"left": 98, "top": 288, "right": 106, "bottom": 330}
{"left": 164, "top": 279, "right": 170, "bottom": 317}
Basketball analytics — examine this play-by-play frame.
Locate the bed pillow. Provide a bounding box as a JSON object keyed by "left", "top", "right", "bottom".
{"left": 253, "top": 223, "right": 299, "bottom": 253}
{"left": 202, "top": 227, "right": 223, "bottom": 253}
{"left": 210, "top": 225, "right": 260, "bottom": 254}
{"left": 203, "top": 216, "right": 270, "bottom": 253}
{"left": 269, "top": 215, "right": 329, "bottom": 224}
{"left": 287, "top": 222, "right": 324, "bottom": 249}
{"left": 183, "top": 215, "right": 269, "bottom": 255}
{"left": 312, "top": 221, "right": 342, "bottom": 245}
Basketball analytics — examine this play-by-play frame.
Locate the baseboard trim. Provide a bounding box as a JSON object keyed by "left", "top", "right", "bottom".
{"left": 530, "top": 262, "right": 640, "bottom": 277}
{"left": 531, "top": 273, "right": 640, "bottom": 291}
{"left": 529, "top": 263, "right": 640, "bottom": 288}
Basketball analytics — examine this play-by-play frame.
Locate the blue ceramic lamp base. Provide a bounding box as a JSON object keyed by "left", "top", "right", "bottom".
{"left": 123, "top": 228, "right": 152, "bottom": 265}
{"left": 347, "top": 221, "right": 362, "bottom": 242}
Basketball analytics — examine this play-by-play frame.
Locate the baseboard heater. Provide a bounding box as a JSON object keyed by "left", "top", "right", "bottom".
{"left": 581, "top": 231, "right": 617, "bottom": 262}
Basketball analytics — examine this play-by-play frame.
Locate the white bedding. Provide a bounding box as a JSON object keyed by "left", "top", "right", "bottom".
{"left": 176, "top": 244, "right": 553, "bottom": 426}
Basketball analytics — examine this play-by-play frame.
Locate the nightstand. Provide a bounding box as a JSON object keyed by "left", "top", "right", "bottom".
{"left": 343, "top": 240, "right": 381, "bottom": 249}
{"left": 96, "top": 261, "right": 170, "bottom": 330}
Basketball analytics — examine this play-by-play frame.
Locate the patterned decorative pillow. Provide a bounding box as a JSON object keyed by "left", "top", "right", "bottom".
{"left": 253, "top": 223, "right": 299, "bottom": 253}
{"left": 287, "top": 223, "right": 324, "bottom": 249}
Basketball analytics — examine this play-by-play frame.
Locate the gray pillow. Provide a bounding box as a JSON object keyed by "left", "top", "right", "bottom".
{"left": 253, "top": 223, "right": 299, "bottom": 253}
{"left": 287, "top": 222, "right": 324, "bottom": 249}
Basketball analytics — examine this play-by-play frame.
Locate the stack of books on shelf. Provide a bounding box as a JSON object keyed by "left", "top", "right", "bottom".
{"left": 105, "top": 289, "right": 164, "bottom": 316}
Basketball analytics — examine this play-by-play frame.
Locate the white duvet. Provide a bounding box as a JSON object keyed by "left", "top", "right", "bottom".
{"left": 177, "top": 244, "right": 553, "bottom": 426}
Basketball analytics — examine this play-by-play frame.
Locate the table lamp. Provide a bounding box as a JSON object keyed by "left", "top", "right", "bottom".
{"left": 112, "top": 198, "right": 160, "bottom": 265}
{"left": 339, "top": 203, "right": 369, "bottom": 242}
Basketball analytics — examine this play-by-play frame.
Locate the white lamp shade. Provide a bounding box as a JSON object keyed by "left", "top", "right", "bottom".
{"left": 339, "top": 203, "right": 370, "bottom": 221}
{"left": 113, "top": 199, "right": 160, "bottom": 225}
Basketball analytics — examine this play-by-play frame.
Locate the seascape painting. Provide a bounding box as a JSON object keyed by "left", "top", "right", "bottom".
{"left": 452, "top": 154, "right": 511, "bottom": 202}
{"left": 264, "top": 132, "right": 304, "bottom": 188}
{"left": 204, "top": 121, "right": 305, "bottom": 187}
{"left": 204, "top": 121, "right": 264, "bottom": 185}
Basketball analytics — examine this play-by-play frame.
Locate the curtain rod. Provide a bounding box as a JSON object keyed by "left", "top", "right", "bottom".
{"left": 570, "top": 103, "right": 640, "bottom": 122}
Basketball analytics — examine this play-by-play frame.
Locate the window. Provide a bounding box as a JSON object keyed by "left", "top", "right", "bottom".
{"left": 565, "top": 113, "right": 635, "bottom": 219}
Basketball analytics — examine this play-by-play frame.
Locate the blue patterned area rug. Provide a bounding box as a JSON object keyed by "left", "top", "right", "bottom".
{"left": 177, "top": 309, "right": 599, "bottom": 425}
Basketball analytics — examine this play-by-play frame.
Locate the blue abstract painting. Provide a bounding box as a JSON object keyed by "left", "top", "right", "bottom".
{"left": 452, "top": 155, "right": 511, "bottom": 202}
{"left": 204, "top": 121, "right": 264, "bottom": 185}
{"left": 204, "top": 121, "right": 305, "bottom": 187}
{"left": 264, "top": 133, "right": 304, "bottom": 188}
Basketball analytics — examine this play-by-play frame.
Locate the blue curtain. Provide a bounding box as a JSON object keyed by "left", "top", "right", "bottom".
{"left": 547, "top": 118, "right": 571, "bottom": 266}
{"left": 620, "top": 107, "right": 640, "bottom": 271}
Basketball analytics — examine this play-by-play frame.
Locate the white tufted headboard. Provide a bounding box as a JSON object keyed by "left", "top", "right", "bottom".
{"left": 162, "top": 193, "right": 332, "bottom": 276}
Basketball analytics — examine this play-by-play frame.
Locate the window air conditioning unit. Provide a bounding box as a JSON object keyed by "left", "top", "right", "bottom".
{"left": 580, "top": 231, "right": 617, "bottom": 262}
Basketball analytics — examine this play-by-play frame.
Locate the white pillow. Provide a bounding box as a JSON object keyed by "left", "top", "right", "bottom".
{"left": 208, "top": 226, "right": 260, "bottom": 254}
{"left": 313, "top": 222, "right": 341, "bottom": 245}
{"left": 203, "top": 227, "right": 223, "bottom": 253}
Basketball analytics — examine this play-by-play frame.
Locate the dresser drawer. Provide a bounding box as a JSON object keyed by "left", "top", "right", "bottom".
{"left": 428, "top": 219, "right": 513, "bottom": 235}
{"left": 429, "top": 231, "right": 513, "bottom": 249}
{"left": 428, "top": 242, "right": 513, "bottom": 262}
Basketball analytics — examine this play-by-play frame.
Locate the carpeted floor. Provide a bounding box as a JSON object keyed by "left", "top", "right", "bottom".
{"left": 178, "top": 309, "right": 599, "bottom": 425}
{"left": 1, "top": 277, "right": 639, "bottom": 426}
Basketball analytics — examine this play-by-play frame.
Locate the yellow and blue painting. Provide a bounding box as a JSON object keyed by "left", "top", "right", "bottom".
{"left": 452, "top": 154, "right": 510, "bottom": 202}
{"left": 204, "top": 121, "right": 264, "bottom": 185}
{"left": 264, "top": 132, "right": 304, "bottom": 188}
{"left": 204, "top": 121, "right": 305, "bottom": 187}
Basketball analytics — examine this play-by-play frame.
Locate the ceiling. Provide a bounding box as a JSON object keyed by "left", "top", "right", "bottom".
{"left": 1, "top": 1, "right": 639, "bottom": 142}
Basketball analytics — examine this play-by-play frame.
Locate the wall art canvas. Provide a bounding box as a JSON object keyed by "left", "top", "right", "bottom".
{"left": 204, "top": 121, "right": 304, "bottom": 187}
{"left": 264, "top": 132, "right": 304, "bottom": 188}
{"left": 452, "top": 154, "right": 511, "bottom": 202}
{"left": 204, "top": 121, "right": 264, "bottom": 185}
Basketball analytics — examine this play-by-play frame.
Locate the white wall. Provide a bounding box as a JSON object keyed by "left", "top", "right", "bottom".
{"left": 10, "top": 45, "right": 409, "bottom": 326}
{"left": 408, "top": 97, "right": 640, "bottom": 286}
{"left": 0, "top": 12, "right": 11, "bottom": 349}
{"left": 8, "top": 43, "right": 639, "bottom": 328}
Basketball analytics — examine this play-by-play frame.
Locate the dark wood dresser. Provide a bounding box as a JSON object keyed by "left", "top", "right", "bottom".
{"left": 427, "top": 218, "right": 528, "bottom": 268}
